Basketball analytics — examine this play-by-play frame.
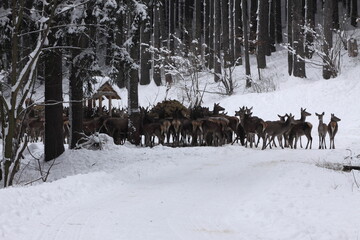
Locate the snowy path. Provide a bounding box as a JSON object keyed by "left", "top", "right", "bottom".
{"left": 2, "top": 145, "right": 360, "bottom": 240}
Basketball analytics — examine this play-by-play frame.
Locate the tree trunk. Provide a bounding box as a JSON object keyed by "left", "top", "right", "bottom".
{"left": 208, "top": 0, "right": 214, "bottom": 69}
{"left": 214, "top": 0, "right": 222, "bottom": 82}
{"left": 221, "top": 0, "right": 231, "bottom": 67}
{"left": 269, "top": 0, "right": 276, "bottom": 52}
{"left": 275, "top": 0, "right": 283, "bottom": 43}
{"left": 140, "top": 1, "right": 151, "bottom": 86}
{"left": 44, "top": 48, "right": 65, "bottom": 161}
{"left": 305, "top": 0, "right": 315, "bottom": 58}
{"left": 193, "top": 0, "right": 202, "bottom": 57}
{"left": 323, "top": 0, "right": 334, "bottom": 79}
{"left": 128, "top": 11, "right": 142, "bottom": 145}
{"left": 332, "top": 0, "right": 339, "bottom": 29}
{"left": 153, "top": 2, "right": 162, "bottom": 86}
{"left": 257, "top": 0, "right": 269, "bottom": 69}
{"left": 249, "top": 0, "right": 258, "bottom": 53}
{"left": 242, "top": 0, "right": 251, "bottom": 88}
{"left": 287, "top": 0, "right": 293, "bottom": 76}
{"left": 292, "top": 0, "right": 306, "bottom": 78}
{"left": 229, "top": 0, "right": 235, "bottom": 65}
{"left": 234, "top": 0, "right": 243, "bottom": 65}
{"left": 203, "top": 0, "right": 210, "bottom": 67}
{"left": 115, "top": 9, "right": 126, "bottom": 88}
{"left": 351, "top": 0, "right": 357, "bottom": 27}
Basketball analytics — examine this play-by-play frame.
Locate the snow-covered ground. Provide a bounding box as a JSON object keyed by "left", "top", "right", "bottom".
{"left": 1, "top": 47, "right": 360, "bottom": 240}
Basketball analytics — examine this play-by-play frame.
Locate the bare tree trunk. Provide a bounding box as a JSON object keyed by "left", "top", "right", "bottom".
{"left": 242, "top": 0, "right": 252, "bottom": 88}
{"left": 275, "top": 0, "right": 283, "bottom": 43}
{"left": 221, "top": 0, "right": 231, "bottom": 67}
{"left": 153, "top": 1, "right": 162, "bottom": 86}
{"left": 305, "top": 0, "right": 315, "bottom": 58}
{"left": 234, "top": 0, "right": 243, "bottom": 65}
{"left": 249, "top": 0, "right": 258, "bottom": 53}
{"left": 287, "top": 0, "right": 293, "bottom": 76}
{"left": 208, "top": 0, "right": 214, "bottom": 68}
{"left": 128, "top": 9, "right": 142, "bottom": 145}
{"left": 69, "top": 38, "right": 84, "bottom": 149}
{"left": 333, "top": 0, "right": 339, "bottom": 29}
{"left": 214, "top": 0, "right": 222, "bottom": 82}
{"left": 351, "top": 0, "right": 357, "bottom": 27}
{"left": 292, "top": 0, "right": 306, "bottom": 78}
{"left": 269, "top": 0, "right": 276, "bottom": 52}
{"left": 44, "top": 47, "right": 64, "bottom": 161}
{"left": 140, "top": 0, "right": 151, "bottom": 85}
{"left": 193, "top": 0, "right": 202, "bottom": 56}
{"left": 257, "top": 0, "right": 269, "bottom": 69}
{"left": 323, "top": 0, "right": 334, "bottom": 79}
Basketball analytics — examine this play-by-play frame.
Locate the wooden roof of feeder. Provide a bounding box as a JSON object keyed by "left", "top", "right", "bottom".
{"left": 92, "top": 81, "right": 121, "bottom": 100}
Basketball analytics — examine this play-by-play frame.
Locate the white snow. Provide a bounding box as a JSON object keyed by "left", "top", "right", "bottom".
{"left": 1, "top": 45, "right": 360, "bottom": 240}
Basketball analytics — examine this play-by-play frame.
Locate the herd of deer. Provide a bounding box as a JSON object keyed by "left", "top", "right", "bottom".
{"left": 17, "top": 102, "right": 341, "bottom": 150}
{"left": 234, "top": 106, "right": 341, "bottom": 150}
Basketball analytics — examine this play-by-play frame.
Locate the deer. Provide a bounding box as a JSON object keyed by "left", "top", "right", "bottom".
{"left": 284, "top": 107, "right": 312, "bottom": 148}
{"left": 265, "top": 114, "right": 287, "bottom": 148}
{"left": 288, "top": 121, "right": 313, "bottom": 149}
{"left": 315, "top": 112, "right": 328, "bottom": 149}
{"left": 264, "top": 114, "right": 295, "bottom": 149}
{"left": 328, "top": 113, "right": 341, "bottom": 149}
{"left": 236, "top": 107, "right": 266, "bottom": 149}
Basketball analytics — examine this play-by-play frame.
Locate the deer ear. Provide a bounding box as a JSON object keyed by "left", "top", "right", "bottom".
{"left": 322, "top": 112, "right": 325, "bottom": 115}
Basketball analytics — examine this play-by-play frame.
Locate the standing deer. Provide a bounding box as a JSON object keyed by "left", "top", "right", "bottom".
{"left": 328, "top": 113, "right": 341, "bottom": 149}
{"left": 264, "top": 114, "right": 295, "bottom": 149}
{"left": 315, "top": 112, "right": 328, "bottom": 149}
{"left": 288, "top": 122, "right": 313, "bottom": 149}
{"left": 285, "top": 107, "right": 312, "bottom": 148}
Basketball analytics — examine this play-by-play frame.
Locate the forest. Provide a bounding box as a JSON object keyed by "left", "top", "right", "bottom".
{"left": 0, "top": 0, "right": 359, "bottom": 187}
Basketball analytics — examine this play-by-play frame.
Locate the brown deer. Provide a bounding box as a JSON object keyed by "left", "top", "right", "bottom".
{"left": 264, "top": 114, "right": 295, "bottom": 149}
{"left": 236, "top": 107, "right": 266, "bottom": 149}
{"left": 284, "top": 107, "right": 312, "bottom": 148}
{"left": 315, "top": 112, "right": 328, "bottom": 149}
{"left": 288, "top": 122, "right": 313, "bottom": 149}
{"left": 328, "top": 113, "right": 341, "bottom": 149}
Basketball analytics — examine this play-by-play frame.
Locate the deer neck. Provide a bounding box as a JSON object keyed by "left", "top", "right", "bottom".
{"left": 300, "top": 115, "right": 306, "bottom": 122}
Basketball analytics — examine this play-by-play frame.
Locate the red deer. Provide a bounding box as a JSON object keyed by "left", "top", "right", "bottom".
{"left": 328, "top": 113, "right": 341, "bottom": 149}
{"left": 264, "top": 114, "right": 295, "bottom": 149}
{"left": 143, "top": 122, "right": 164, "bottom": 147}
{"left": 288, "top": 122, "right": 313, "bottom": 149}
{"left": 201, "top": 118, "right": 226, "bottom": 146}
{"left": 315, "top": 112, "right": 328, "bottom": 149}
{"left": 191, "top": 120, "right": 204, "bottom": 146}
{"left": 236, "top": 107, "right": 266, "bottom": 148}
{"left": 103, "top": 117, "right": 128, "bottom": 145}
{"left": 285, "top": 107, "right": 312, "bottom": 148}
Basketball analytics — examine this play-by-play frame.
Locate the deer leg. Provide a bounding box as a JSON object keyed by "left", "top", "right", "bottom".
{"left": 294, "top": 136, "right": 298, "bottom": 149}
{"left": 305, "top": 135, "right": 312, "bottom": 149}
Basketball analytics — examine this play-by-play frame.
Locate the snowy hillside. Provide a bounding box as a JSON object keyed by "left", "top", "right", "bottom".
{"left": 1, "top": 48, "right": 360, "bottom": 240}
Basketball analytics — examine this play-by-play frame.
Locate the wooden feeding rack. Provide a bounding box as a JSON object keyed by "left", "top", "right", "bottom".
{"left": 86, "top": 81, "right": 121, "bottom": 116}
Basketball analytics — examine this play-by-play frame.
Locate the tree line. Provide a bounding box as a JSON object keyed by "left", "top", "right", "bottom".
{"left": 0, "top": 0, "right": 358, "bottom": 187}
